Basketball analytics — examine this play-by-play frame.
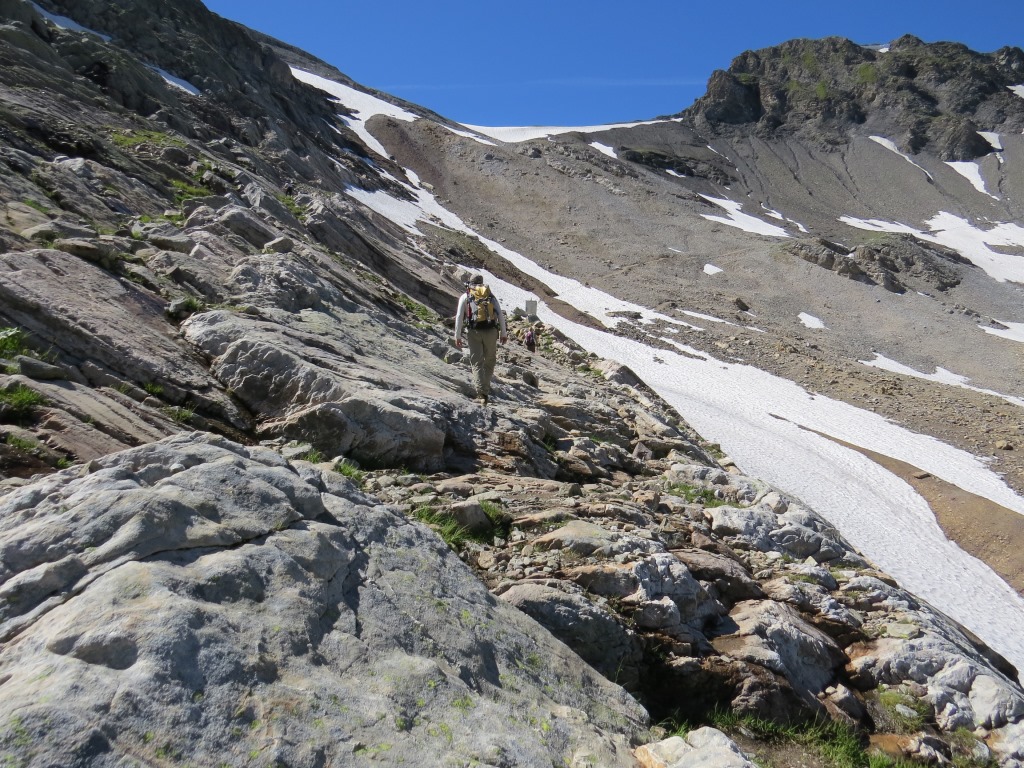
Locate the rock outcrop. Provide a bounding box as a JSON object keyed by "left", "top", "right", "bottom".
{"left": 0, "top": 433, "right": 646, "bottom": 767}
{"left": 688, "top": 35, "right": 1024, "bottom": 158}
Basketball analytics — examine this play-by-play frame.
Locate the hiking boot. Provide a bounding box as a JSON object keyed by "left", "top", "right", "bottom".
{"left": 477, "top": 394, "right": 489, "bottom": 406}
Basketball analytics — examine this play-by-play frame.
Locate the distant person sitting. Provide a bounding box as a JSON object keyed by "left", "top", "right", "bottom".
{"left": 454, "top": 274, "right": 507, "bottom": 405}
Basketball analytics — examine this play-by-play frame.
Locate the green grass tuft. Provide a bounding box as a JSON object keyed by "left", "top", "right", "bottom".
{"left": 296, "top": 448, "right": 324, "bottom": 463}
{"left": 5, "top": 433, "right": 39, "bottom": 452}
{"left": 162, "top": 406, "right": 195, "bottom": 425}
{"left": 0, "top": 384, "right": 46, "bottom": 421}
{"left": 109, "top": 128, "right": 185, "bottom": 149}
{"left": 0, "top": 327, "right": 31, "bottom": 358}
{"left": 413, "top": 505, "right": 470, "bottom": 550}
{"left": 169, "top": 178, "right": 210, "bottom": 203}
{"left": 664, "top": 481, "right": 727, "bottom": 508}
{"left": 334, "top": 459, "right": 365, "bottom": 485}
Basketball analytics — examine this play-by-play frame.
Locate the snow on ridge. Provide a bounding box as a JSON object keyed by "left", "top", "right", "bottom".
{"left": 798, "top": 313, "right": 826, "bottom": 329}
{"left": 1008, "top": 85, "right": 1024, "bottom": 100}
{"left": 31, "top": 1, "right": 111, "bottom": 40}
{"left": 861, "top": 353, "right": 1024, "bottom": 409}
{"left": 840, "top": 212, "right": 1024, "bottom": 284}
{"left": 462, "top": 118, "right": 682, "bottom": 144}
{"left": 945, "top": 161, "right": 998, "bottom": 200}
{"left": 838, "top": 216, "right": 919, "bottom": 234}
{"left": 590, "top": 141, "right": 617, "bottom": 159}
{"left": 979, "top": 132, "right": 1003, "bottom": 151}
{"left": 699, "top": 195, "right": 791, "bottom": 238}
{"left": 682, "top": 310, "right": 733, "bottom": 325}
{"left": 869, "top": 136, "right": 933, "bottom": 180}
{"left": 290, "top": 67, "right": 418, "bottom": 157}
{"left": 981, "top": 321, "right": 1024, "bottom": 344}
{"left": 441, "top": 125, "right": 496, "bottom": 146}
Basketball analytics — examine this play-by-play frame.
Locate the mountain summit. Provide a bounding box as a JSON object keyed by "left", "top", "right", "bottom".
{"left": 690, "top": 35, "right": 1024, "bottom": 160}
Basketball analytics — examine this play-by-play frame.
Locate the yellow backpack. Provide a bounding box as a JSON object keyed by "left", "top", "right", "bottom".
{"left": 466, "top": 285, "right": 497, "bottom": 328}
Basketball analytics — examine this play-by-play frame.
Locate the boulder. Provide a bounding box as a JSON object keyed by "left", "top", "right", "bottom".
{"left": 500, "top": 582, "right": 644, "bottom": 689}
{"left": 710, "top": 600, "right": 847, "bottom": 703}
{"left": 217, "top": 205, "right": 280, "bottom": 247}
{"left": 533, "top": 520, "right": 663, "bottom": 558}
{"left": 635, "top": 727, "right": 756, "bottom": 768}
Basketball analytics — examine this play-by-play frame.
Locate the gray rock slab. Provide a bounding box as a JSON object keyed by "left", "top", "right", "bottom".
{"left": 533, "top": 520, "right": 664, "bottom": 558}
{"left": 0, "top": 433, "right": 647, "bottom": 767}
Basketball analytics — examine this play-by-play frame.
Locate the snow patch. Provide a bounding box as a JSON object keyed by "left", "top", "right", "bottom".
{"left": 945, "top": 161, "right": 998, "bottom": 199}
{"left": 861, "top": 353, "right": 1024, "bottom": 409}
{"left": 290, "top": 67, "right": 418, "bottom": 157}
{"left": 703, "top": 263, "right": 724, "bottom": 275}
{"left": 839, "top": 216, "right": 920, "bottom": 234}
{"left": 840, "top": 212, "right": 1024, "bottom": 284}
{"left": 441, "top": 125, "right": 496, "bottom": 146}
{"left": 980, "top": 321, "right": 1024, "bottom": 344}
{"left": 979, "top": 132, "right": 1003, "bottom": 151}
{"left": 590, "top": 142, "right": 617, "bottom": 159}
{"left": 665, "top": 169, "right": 686, "bottom": 178}
{"left": 147, "top": 66, "right": 201, "bottom": 96}
{"left": 31, "top": 2, "right": 111, "bottom": 40}
{"left": 682, "top": 310, "right": 733, "bottom": 325}
{"left": 1008, "top": 85, "right": 1024, "bottom": 100}
{"left": 798, "top": 313, "right": 826, "bottom": 329}
{"left": 869, "top": 136, "right": 933, "bottom": 180}
{"left": 700, "top": 196, "right": 791, "bottom": 238}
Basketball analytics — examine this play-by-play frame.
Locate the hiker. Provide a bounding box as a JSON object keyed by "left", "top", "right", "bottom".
{"left": 454, "top": 274, "right": 507, "bottom": 405}
{"left": 523, "top": 326, "right": 537, "bottom": 353}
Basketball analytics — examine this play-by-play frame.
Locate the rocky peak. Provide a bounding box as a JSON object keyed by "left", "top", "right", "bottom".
{"left": 687, "top": 35, "right": 1024, "bottom": 159}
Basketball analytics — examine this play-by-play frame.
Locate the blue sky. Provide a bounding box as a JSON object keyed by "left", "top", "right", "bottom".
{"left": 203, "top": 0, "right": 1024, "bottom": 127}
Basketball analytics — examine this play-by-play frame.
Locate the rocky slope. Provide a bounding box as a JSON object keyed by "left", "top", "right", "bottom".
{"left": 2, "top": 0, "right": 1024, "bottom": 766}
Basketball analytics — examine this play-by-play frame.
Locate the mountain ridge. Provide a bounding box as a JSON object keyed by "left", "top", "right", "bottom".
{"left": 685, "top": 34, "right": 1024, "bottom": 161}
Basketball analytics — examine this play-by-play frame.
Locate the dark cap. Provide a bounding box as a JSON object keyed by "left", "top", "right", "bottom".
{"left": 468, "top": 274, "right": 484, "bottom": 285}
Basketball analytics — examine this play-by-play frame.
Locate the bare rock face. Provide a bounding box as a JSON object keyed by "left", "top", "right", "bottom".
{"left": 689, "top": 35, "right": 1024, "bottom": 157}
{"left": 710, "top": 600, "right": 847, "bottom": 705}
{"left": 781, "top": 234, "right": 969, "bottom": 295}
{"left": 0, "top": 433, "right": 648, "bottom": 767}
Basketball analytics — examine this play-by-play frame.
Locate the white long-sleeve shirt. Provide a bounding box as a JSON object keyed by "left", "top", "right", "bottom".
{"left": 454, "top": 289, "right": 507, "bottom": 340}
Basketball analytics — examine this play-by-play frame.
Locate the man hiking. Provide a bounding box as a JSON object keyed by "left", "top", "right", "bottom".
{"left": 454, "top": 274, "right": 507, "bottom": 405}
